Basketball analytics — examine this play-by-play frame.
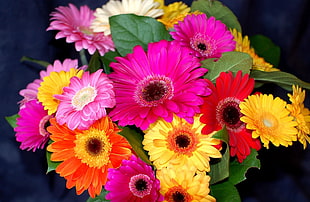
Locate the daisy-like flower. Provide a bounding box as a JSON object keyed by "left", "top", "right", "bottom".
{"left": 200, "top": 71, "right": 261, "bottom": 162}
{"left": 105, "top": 155, "right": 163, "bottom": 202}
{"left": 108, "top": 40, "right": 210, "bottom": 130}
{"left": 287, "top": 85, "right": 310, "bottom": 149}
{"left": 55, "top": 69, "right": 115, "bottom": 130}
{"left": 37, "top": 68, "right": 83, "bottom": 115}
{"left": 143, "top": 114, "right": 221, "bottom": 172}
{"left": 231, "top": 29, "right": 279, "bottom": 72}
{"left": 157, "top": 164, "right": 216, "bottom": 202}
{"left": 47, "top": 117, "right": 132, "bottom": 198}
{"left": 19, "top": 79, "right": 41, "bottom": 107}
{"left": 47, "top": 4, "right": 114, "bottom": 56}
{"left": 170, "top": 13, "right": 236, "bottom": 60}
{"left": 91, "top": 0, "right": 164, "bottom": 36}
{"left": 240, "top": 94, "right": 298, "bottom": 149}
{"left": 14, "top": 100, "right": 52, "bottom": 152}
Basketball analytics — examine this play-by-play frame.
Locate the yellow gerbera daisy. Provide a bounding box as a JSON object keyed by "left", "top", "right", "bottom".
{"left": 240, "top": 94, "right": 298, "bottom": 148}
{"left": 37, "top": 68, "right": 83, "bottom": 115}
{"left": 231, "top": 29, "right": 279, "bottom": 72}
{"left": 156, "top": 0, "right": 191, "bottom": 29}
{"left": 287, "top": 85, "right": 310, "bottom": 149}
{"left": 142, "top": 114, "right": 221, "bottom": 172}
{"left": 156, "top": 164, "right": 216, "bottom": 202}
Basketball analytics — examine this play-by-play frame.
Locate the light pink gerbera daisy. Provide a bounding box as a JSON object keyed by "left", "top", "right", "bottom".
{"left": 170, "top": 13, "right": 236, "bottom": 60}
{"left": 47, "top": 4, "right": 115, "bottom": 56}
{"left": 14, "top": 100, "right": 52, "bottom": 151}
{"left": 105, "top": 155, "right": 163, "bottom": 202}
{"left": 18, "top": 59, "right": 86, "bottom": 107}
{"left": 54, "top": 69, "right": 115, "bottom": 130}
{"left": 108, "top": 40, "right": 210, "bottom": 130}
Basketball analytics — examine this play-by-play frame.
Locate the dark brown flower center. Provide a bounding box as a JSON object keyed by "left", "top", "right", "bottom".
{"left": 172, "top": 191, "right": 185, "bottom": 202}
{"left": 222, "top": 105, "right": 240, "bottom": 125}
{"left": 86, "top": 138, "right": 103, "bottom": 155}
{"left": 142, "top": 81, "right": 167, "bottom": 102}
{"left": 197, "top": 43, "right": 207, "bottom": 51}
{"left": 175, "top": 135, "right": 191, "bottom": 148}
{"left": 135, "top": 179, "right": 148, "bottom": 191}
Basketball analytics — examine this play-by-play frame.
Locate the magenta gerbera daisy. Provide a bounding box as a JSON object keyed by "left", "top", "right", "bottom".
{"left": 105, "top": 155, "right": 163, "bottom": 202}
{"left": 14, "top": 100, "right": 52, "bottom": 151}
{"left": 54, "top": 69, "right": 115, "bottom": 130}
{"left": 108, "top": 40, "right": 211, "bottom": 130}
{"left": 170, "top": 13, "right": 236, "bottom": 60}
{"left": 200, "top": 71, "right": 261, "bottom": 162}
{"left": 47, "top": 4, "right": 115, "bottom": 56}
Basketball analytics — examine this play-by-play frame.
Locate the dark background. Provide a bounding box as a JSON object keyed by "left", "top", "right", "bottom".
{"left": 0, "top": 0, "right": 309, "bottom": 201}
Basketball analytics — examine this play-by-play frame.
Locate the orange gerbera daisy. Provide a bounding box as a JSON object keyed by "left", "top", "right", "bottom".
{"left": 47, "top": 117, "right": 132, "bottom": 198}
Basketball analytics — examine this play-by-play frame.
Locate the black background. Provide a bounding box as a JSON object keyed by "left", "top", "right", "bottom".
{"left": 0, "top": 0, "right": 309, "bottom": 201}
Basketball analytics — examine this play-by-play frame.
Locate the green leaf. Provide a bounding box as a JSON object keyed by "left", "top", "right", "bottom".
{"left": 209, "top": 128, "right": 230, "bottom": 184}
{"left": 210, "top": 181, "right": 241, "bottom": 202}
{"left": 250, "top": 70, "right": 310, "bottom": 91}
{"left": 87, "top": 189, "right": 110, "bottom": 202}
{"left": 119, "top": 126, "right": 152, "bottom": 165}
{"left": 249, "top": 35, "right": 281, "bottom": 67}
{"left": 110, "top": 14, "right": 172, "bottom": 56}
{"left": 202, "top": 52, "right": 252, "bottom": 82}
{"left": 5, "top": 114, "right": 19, "bottom": 128}
{"left": 191, "top": 0, "right": 242, "bottom": 32}
{"left": 101, "top": 51, "right": 120, "bottom": 74}
{"left": 88, "top": 51, "right": 120, "bottom": 74}
{"left": 20, "top": 56, "right": 50, "bottom": 68}
{"left": 88, "top": 51, "right": 103, "bottom": 73}
{"left": 46, "top": 149, "right": 61, "bottom": 174}
{"left": 229, "top": 149, "right": 260, "bottom": 185}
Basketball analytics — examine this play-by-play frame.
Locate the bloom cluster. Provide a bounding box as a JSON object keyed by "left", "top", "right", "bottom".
{"left": 8, "top": 0, "right": 310, "bottom": 201}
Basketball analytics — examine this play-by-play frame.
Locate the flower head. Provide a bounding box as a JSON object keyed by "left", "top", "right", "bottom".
{"left": 170, "top": 13, "right": 236, "bottom": 60}
{"left": 47, "top": 117, "right": 132, "bottom": 198}
{"left": 143, "top": 114, "right": 221, "bottom": 172}
{"left": 157, "top": 164, "right": 215, "bottom": 202}
{"left": 231, "top": 29, "right": 279, "bottom": 72}
{"left": 47, "top": 4, "right": 114, "bottom": 55}
{"left": 200, "top": 71, "right": 261, "bottom": 162}
{"left": 105, "top": 155, "right": 163, "bottom": 202}
{"left": 14, "top": 100, "right": 52, "bottom": 151}
{"left": 55, "top": 69, "right": 115, "bottom": 130}
{"left": 287, "top": 85, "right": 310, "bottom": 148}
{"left": 37, "top": 68, "right": 83, "bottom": 115}
{"left": 240, "top": 94, "right": 298, "bottom": 148}
{"left": 91, "top": 0, "right": 163, "bottom": 35}
{"left": 108, "top": 40, "right": 210, "bottom": 130}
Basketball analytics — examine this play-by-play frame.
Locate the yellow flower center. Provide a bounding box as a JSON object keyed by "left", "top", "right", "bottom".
{"left": 72, "top": 86, "right": 97, "bottom": 110}
{"left": 74, "top": 127, "right": 111, "bottom": 168}
{"left": 165, "top": 185, "right": 193, "bottom": 202}
{"left": 259, "top": 112, "right": 279, "bottom": 133}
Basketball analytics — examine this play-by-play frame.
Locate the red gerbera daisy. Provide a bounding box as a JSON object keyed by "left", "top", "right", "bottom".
{"left": 200, "top": 71, "right": 261, "bottom": 162}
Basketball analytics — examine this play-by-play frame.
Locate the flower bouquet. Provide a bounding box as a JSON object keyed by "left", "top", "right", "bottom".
{"left": 6, "top": 0, "right": 310, "bottom": 201}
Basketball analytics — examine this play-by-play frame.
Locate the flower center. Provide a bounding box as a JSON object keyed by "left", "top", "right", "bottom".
{"left": 167, "top": 125, "right": 198, "bottom": 155}
{"left": 39, "top": 115, "right": 53, "bottom": 137}
{"left": 78, "top": 26, "right": 93, "bottom": 35}
{"left": 259, "top": 112, "right": 279, "bottom": 134}
{"left": 135, "top": 75, "right": 174, "bottom": 107}
{"left": 129, "top": 174, "right": 152, "bottom": 198}
{"left": 216, "top": 97, "right": 245, "bottom": 132}
{"left": 165, "top": 186, "right": 192, "bottom": 202}
{"left": 190, "top": 33, "right": 217, "bottom": 57}
{"left": 74, "top": 128, "right": 111, "bottom": 168}
{"left": 72, "top": 86, "right": 97, "bottom": 110}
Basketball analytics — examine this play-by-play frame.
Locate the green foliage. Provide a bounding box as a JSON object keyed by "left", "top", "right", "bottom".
{"left": 88, "top": 51, "right": 120, "bottom": 73}
{"left": 20, "top": 56, "right": 50, "bottom": 68}
{"left": 87, "top": 189, "right": 110, "bottom": 202}
{"left": 191, "top": 0, "right": 242, "bottom": 32}
{"left": 209, "top": 128, "right": 230, "bottom": 184}
{"left": 229, "top": 149, "right": 260, "bottom": 185}
{"left": 202, "top": 52, "right": 252, "bottom": 82}
{"left": 249, "top": 35, "right": 281, "bottom": 67}
{"left": 110, "top": 14, "right": 172, "bottom": 56}
{"left": 119, "top": 126, "right": 152, "bottom": 165}
{"left": 5, "top": 114, "right": 19, "bottom": 128}
{"left": 46, "top": 140, "right": 60, "bottom": 174}
{"left": 210, "top": 181, "right": 241, "bottom": 202}
{"left": 251, "top": 70, "right": 310, "bottom": 91}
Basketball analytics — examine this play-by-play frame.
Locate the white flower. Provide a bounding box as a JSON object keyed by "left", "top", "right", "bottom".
{"left": 91, "top": 0, "right": 163, "bottom": 35}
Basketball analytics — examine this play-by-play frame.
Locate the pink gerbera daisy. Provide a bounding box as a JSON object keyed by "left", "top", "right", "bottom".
{"left": 47, "top": 4, "right": 115, "bottom": 56}
{"left": 105, "top": 155, "right": 163, "bottom": 202}
{"left": 55, "top": 69, "right": 115, "bottom": 130}
{"left": 14, "top": 100, "right": 52, "bottom": 151}
{"left": 108, "top": 40, "right": 210, "bottom": 130}
{"left": 170, "top": 13, "right": 236, "bottom": 60}
{"left": 200, "top": 71, "right": 261, "bottom": 162}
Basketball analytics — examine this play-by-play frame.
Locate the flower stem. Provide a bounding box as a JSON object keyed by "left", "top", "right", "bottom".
{"left": 80, "top": 49, "right": 88, "bottom": 66}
